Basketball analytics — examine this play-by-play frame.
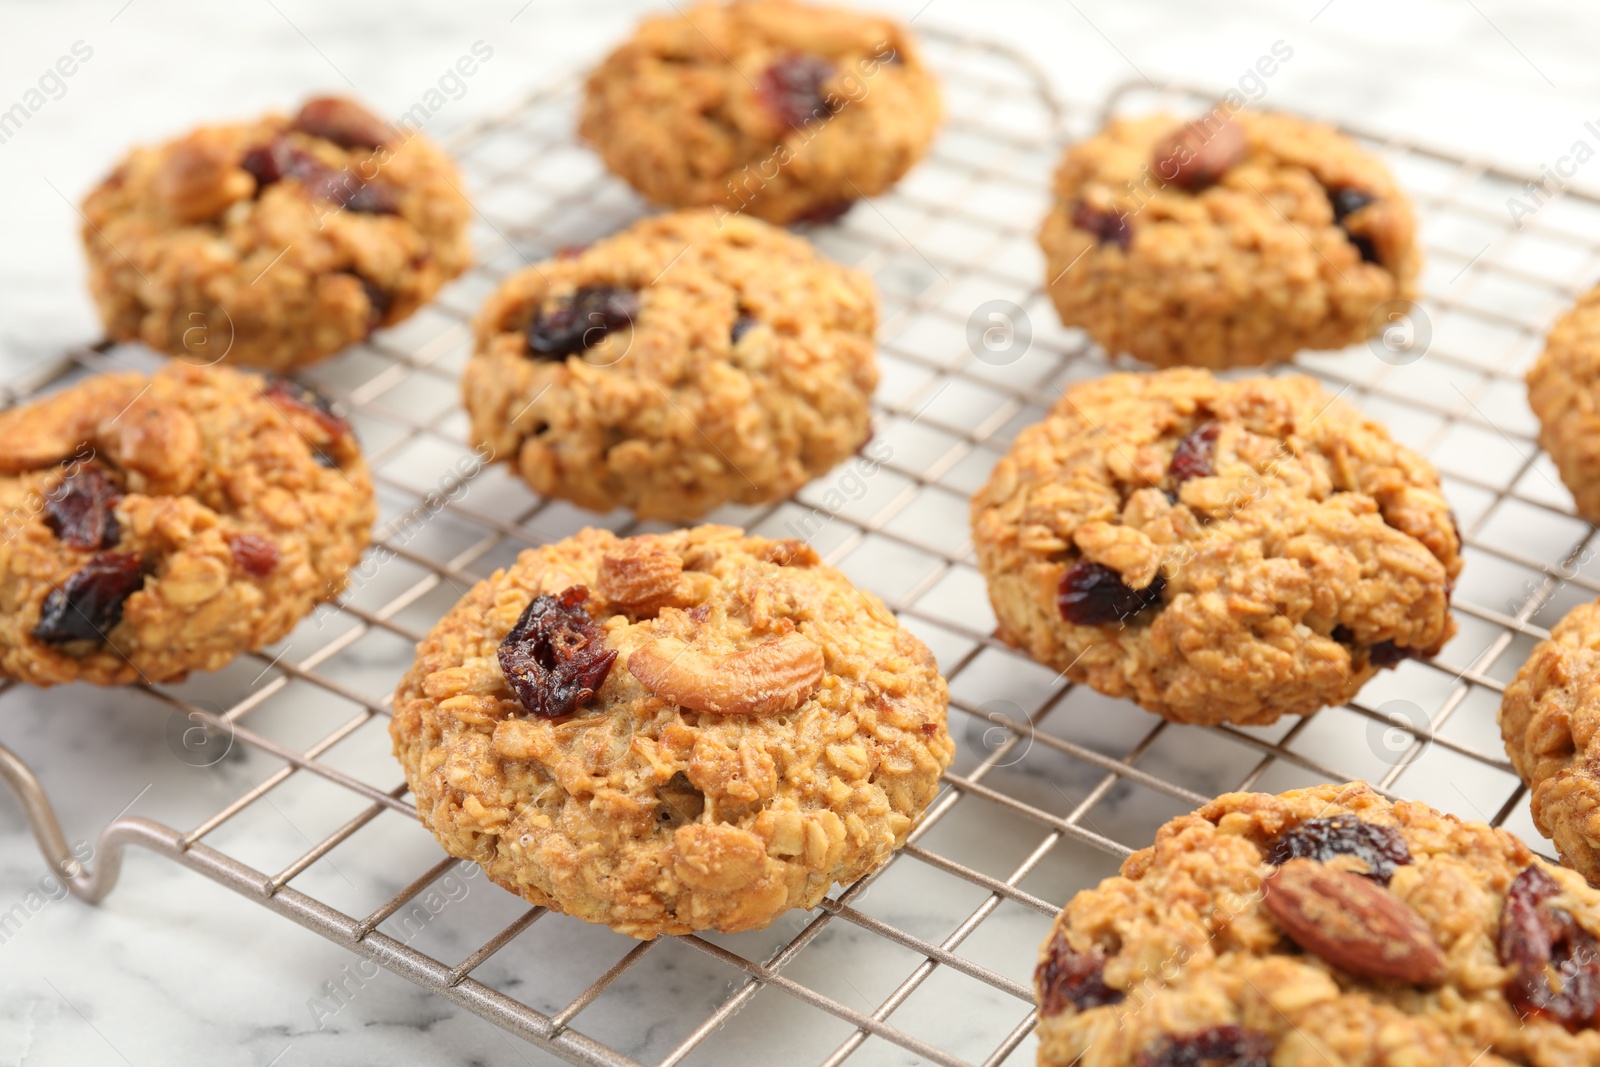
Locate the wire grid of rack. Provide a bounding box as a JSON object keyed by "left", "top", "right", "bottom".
{"left": 4, "top": 25, "right": 1600, "bottom": 1067}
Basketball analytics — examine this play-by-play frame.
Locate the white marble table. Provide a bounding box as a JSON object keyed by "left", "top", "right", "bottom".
{"left": 0, "top": 2, "right": 1594, "bottom": 1065}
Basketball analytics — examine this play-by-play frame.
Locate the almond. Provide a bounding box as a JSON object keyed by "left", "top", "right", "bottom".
{"left": 292, "top": 96, "right": 393, "bottom": 150}
{"left": 1263, "top": 858, "right": 1445, "bottom": 986}
{"left": 1152, "top": 116, "right": 1247, "bottom": 192}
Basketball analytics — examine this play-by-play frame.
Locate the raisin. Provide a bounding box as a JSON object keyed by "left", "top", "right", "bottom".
{"left": 731, "top": 313, "right": 758, "bottom": 344}
{"left": 1326, "top": 187, "right": 1382, "bottom": 265}
{"left": 1265, "top": 814, "right": 1411, "bottom": 885}
{"left": 263, "top": 375, "right": 350, "bottom": 439}
{"left": 1071, "top": 200, "right": 1131, "bottom": 251}
{"left": 1499, "top": 864, "right": 1600, "bottom": 1030}
{"left": 1328, "top": 187, "right": 1375, "bottom": 223}
{"left": 240, "top": 141, "right": 287, "bottom": 187}
{"left": 1167, "top": 422, "right": 1220, "bottom": 488}
{"left": 497, "top": 585, "right": 618, "bottom": 719}
{"left": 34, "top": 552, "right": 145, "bottom": 644}
{"left": 1136, "top": 1026, "right": 1274, "bottom": 1067}
{"left": 44, "top": 465, "right": 124, "bottom": 550}
{"left": 758, "top": 54, "right": 837, "bottom": 130}
{"left": 527, "top": 286, "right": 639, "bottom": 359}
{"left": 228, "top": 532, "right": 279, "bottom": 578}
{"left": 1058, "top": 561, "right": 1165, "bottom": 626}
{"left": 1036, "top": 935, "right": 1123, "bottom": 1016}
{"left": 790, "top": 199, "right": 854, "bottom": 225}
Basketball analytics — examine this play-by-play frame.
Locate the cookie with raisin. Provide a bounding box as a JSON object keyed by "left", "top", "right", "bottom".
{"left": 80, "top": 96, "right": 471, "bottom": 370}
{"left": 580, "top": 0, "right": 941, "bottom": 224}
{"left": 388, "top": 525, "right": 952, "bottom": 939}
{"left": 1035, "top": 782, "right": 1600, "bottom": 1066}
{"left": 1039, "top": 110, "right": 1420, "bottom": 368}
{"left": 970, "top": 368, "right": 1460, "bottom": 726}
{"left": 0, "top": 362, "right": 374, "bottom": 685}
{"left": 462, "top": 209, "right": 877, "bottom": 520}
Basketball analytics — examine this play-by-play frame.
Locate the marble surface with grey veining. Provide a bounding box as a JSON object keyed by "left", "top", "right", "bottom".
{"left": 0, "top": 1, "right": 1595, "bottom": 1065}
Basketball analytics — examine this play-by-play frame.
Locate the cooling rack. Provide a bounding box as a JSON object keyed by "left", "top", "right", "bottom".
{"left": 2, "top": 26, "right": 1597, "bottom": 1067}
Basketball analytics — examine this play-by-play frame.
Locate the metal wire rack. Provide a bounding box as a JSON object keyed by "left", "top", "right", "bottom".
{"left": 2, "top": 26, "right": 1596, "bottom": 1067}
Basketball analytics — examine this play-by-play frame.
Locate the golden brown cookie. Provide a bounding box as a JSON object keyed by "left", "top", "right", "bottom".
{"left": 462, "top": 209, "right": 877, "bottom": 521}
{"left": 970, "top": 369, "right": 1461, "bottom": 726}
{"left": 81, "top": 96, "right": 472, "bottom": 370}
{"left": 1034, "top": 782, "right": 1600, "bottom": 1066}
{"left": 1039, "top": 110, "right": 1421, "bottom": 368}
{"left": 1500, "top": 599, "right": 1600, "bottom": 885}
{"left": 0, "top": 363, "right": 374, "bottom": 686}
{"left": 388, "top": 525, "right": 952, "bottom": 939}
{"left": 1527, "top": 286, "right": 1600, "bottom": 522}
{"left": 580, "top": 0, "right": 941, "bottom": 224}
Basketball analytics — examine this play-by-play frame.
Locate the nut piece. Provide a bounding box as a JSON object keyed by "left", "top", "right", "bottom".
{"left": 0, "top": 375, "right": 146, "bottom": 472}
{"left": 292, "top": 96, "right": 393, "bottom": 150}
{"left": 1262, "top": 858, "right": 1446, "bottom": 985}
{"left": 1152, "top": 116, "right": 1248, "bottom": 192}
{"left": 156, "top": 130, "right": 256, "bottom": 223}
{"left": 628, "top": 632, "right": 825, "bottom": 716}
{"left": 596, "top": 546, "right": 684, "bottom": 614}
{"left": 97, "top": 399, "right": 202, "bottom": 496}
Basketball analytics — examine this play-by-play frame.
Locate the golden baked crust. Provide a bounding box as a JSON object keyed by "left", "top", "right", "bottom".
{"left": 970, "top": 369, "right": 1460, "bottom": 726}
{"left": 1035, "top": 783, "right": 1600, "bottom": 1067}
{"left": 462, "top": 209, "right": 877, "bottom": 521}
{"left": 388, "top": 525, "right": 952, "bottom": 939}
{"left": 1528, "top": 287, "right": 1600, "bottom": 522}
{"left": 80, "top": 96, "right": 471, "bottom": 370}
{"left": 0, "top": 363, "right": 374, "bottom": 685}
{"left": 580, "top": 0, "right": 941, "bottom": 224}
{"left": 1501, "top": 600, "right": 1600, "bottom": 885}
{"left": 1039, "top": 111, "right": 1420, "bottom": 369}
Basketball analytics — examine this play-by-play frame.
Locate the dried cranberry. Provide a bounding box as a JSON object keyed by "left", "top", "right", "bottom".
{"left": 1071, "top": 200, "right": 1131, "bottom": 251}
{"left": 34, "top": 552, "right": 145, "bottom": 644}
{"left": 1058, "top": 561, "right": 1164, "bottom": 626}
{"left": 1167, "top": 422, "right": 1220, "bottom": 488}
{"left": 353, "top": 275, "right": 392, "bottom": 332}
{"left": 1326, "top": 187, "right": 1382, "bottom": 265}
{"left": 1135, "top": 1026, "right": 1273, "bottom": 1067}
{"left": 1265, "top": 814, "right": 1411, "bottom": 885}
{"left": 1036, "top": 935, "right": 1123, "bottom": 1016}
{"left": 239, "top": 138, "right": 397, "bottom": 214}
{"left": 1368, "top": 640, "right": 1412, "bottom": 668}
{"left": 527, "top": 286, "right": 639, "bottom": 359}
{"left": 44, "top": 465, "right": 124, "bottom": 551}
{"left": 1499, "top": 864, "right": 1600, "bottom": 1030}
{"left": 731, "top": 313, "right": 758, "bottom": 344}
{"left": 228, "top": 532, "right": 279, "bottom": 578}
{"left": 790, "top": 199, "right": 853, "bottom": 225}
{"left": 1328, "top": 187, "right": 1375, "bottom": 223}
{"left": 759, "top": 54, "right": 837, "bottom": 130}
{"left": 263, "top": 375, "right": 350, "bottom": 439}
{"left": 241, "top": 141, "right": 286, "bottom": 187}
{"left": 497, "top": 585, "right": 618, "bottom": 719}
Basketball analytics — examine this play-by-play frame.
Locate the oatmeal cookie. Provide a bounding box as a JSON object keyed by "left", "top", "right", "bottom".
{"left": 1500, "top": 599, "right": 1600, "bottom": 886}
{"left": 81, "top": 96, "right": 472, "bottom": 370}
{"left": 1527, "top": 286, "right": 1600, "bottom": 522}
{"left": 0, "top": 362, "right": 374, "bottom": 686}
{"left": 580, "top": 0, "right": 941, "bottom": 225}
{"left": 1035, "top": 782, "right": 1600, "bottom": 1067}
{"left": 388, "top": 525, "right": 952, "bottom": 938}
{"left": 970, "top": 368, "right": 1460, "bottom": 726}
{"left": 463, "top": 209, "right": 877, "bottom": 520}
{"left": 1040, "top": 109, "right": 1420, "bottom": 368}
